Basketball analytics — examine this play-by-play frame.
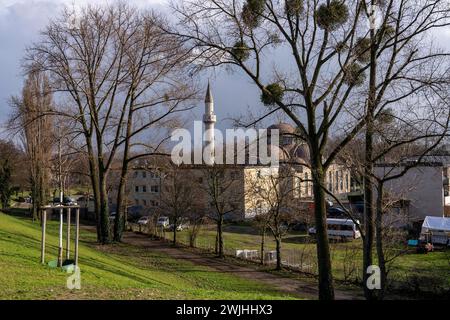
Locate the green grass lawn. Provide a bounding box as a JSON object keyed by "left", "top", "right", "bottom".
{"left": 165, "top": 224, "right": 450, "bottom": 292}
{"left": 0, "top": 212, "right": 298, "bottom": 300}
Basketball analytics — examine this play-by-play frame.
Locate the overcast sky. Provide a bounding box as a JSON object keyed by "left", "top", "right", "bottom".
{"left": 1, "top": 0, "right": 450, "bottom": 137}
{"left": 0, "top": 0, "right": 269, "bottom": 137}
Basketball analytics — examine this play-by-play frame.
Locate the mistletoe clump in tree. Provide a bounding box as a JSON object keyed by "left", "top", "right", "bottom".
{"left": 316, "top": 0, "right": 349, "bottom": 31}
{"left": 231, "top": 40, "right": 251, "bottom": 61}
{"left": 343, "top": 62, "right": 366, "bottom": 86}
{"left": 242, "top": 0, "right": 265, "bottom": 29}
{"left": 261, "top": 83, "right": 284, "bottom": 106}
{"left": 285, "top": 0, "right": 304, "bottom": 16}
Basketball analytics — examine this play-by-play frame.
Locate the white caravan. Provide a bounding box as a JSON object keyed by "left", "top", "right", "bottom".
{"left": 309, "top": 218, "right": 361, "bottom": 240}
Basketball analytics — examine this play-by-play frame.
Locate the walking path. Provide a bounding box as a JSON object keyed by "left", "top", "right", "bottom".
{"left": 122, "top": 232, "right": 362, "bottom": 300}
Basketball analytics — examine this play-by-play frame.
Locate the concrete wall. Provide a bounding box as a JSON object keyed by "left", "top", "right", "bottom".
{"left": 375, "top": 165, "right": 444, "bottom": 221}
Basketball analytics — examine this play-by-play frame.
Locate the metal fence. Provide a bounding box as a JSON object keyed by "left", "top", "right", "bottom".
{"left": 127, "top": 222, "right": 450, "bottom": 296}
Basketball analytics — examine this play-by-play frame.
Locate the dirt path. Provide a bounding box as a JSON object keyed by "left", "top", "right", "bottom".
{"left": 121, "top": 231, "right": 362, "bottom": 300}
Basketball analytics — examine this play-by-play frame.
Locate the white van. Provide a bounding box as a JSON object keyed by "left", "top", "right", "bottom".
{"left": 309, "top": 218, "right": 361, "bottom": 240}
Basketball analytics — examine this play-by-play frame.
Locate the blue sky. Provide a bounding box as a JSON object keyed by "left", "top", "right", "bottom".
{"left": 0, "top": 0, "right": 272, "bottom": 136}
{"left": 1, "top": 0, "right": 449, "bottom": 136}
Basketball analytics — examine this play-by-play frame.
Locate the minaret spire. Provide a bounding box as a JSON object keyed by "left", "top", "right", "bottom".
{"left": 203, "top": 81, "right": 217, "bottom": 165}
{"left": 205, "top": 80, "right": 214, "bottom": 104}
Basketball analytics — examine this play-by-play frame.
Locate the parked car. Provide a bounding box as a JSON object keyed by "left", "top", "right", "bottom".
{"left": 137, "top": 216, "right": 152, "bottom": 225}
{"left": 168, "top": 218, "right": 190, "bottom": 231}
{"left": 53, "top": 196, "right": 78, "bottom": 206}
{"left": 309, "top": 218, "right": 361, "bottom": 240}
{"left": 156, "top": 216, "right": 170, "bottom": 228}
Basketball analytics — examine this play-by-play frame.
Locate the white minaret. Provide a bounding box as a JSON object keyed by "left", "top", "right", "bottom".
{"left": 203, "top": 81, "right": 216, "bottom": 164}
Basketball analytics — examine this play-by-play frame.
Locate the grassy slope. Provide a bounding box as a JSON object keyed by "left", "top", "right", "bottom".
{"left": 168, "top": 225, "right": 450, "bottom": 289}
{"left": 0, "top": 213, "right": 297, "bottom": 300}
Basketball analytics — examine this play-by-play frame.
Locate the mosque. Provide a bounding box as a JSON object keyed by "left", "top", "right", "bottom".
{"left": 125, "top": 84, "right": 352, "bottom": 220}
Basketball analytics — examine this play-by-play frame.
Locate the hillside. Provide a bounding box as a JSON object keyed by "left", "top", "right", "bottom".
{"left": 0, "top": 212, "right": 297, "bottom": 300}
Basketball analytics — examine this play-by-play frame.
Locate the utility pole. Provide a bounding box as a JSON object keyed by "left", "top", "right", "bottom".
{"left": 58, "top": 134, "right": 63, "bottom": 203}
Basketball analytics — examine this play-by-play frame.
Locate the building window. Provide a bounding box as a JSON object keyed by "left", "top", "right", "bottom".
{"left": 151, "top": 185, "right": 160, "bottom": 193}
{"left": 293, "top": 177, "right": 300, "bottom": 198}
{"left": 305, "top": 172, "right": 309, "bottom": 196}
{"left": 335, "top": 171, "right": 339, "bottom": 192}
{"left": 142, "top": 171, "right": 147, "bottom": 178}
{"left": 345, "top": 173, "right": 349, "bottom": 191}
{"left": 135, "top": 186, "right": 139, "bottom": 193}
{"left": 142, "top": 186, "right": 147, "bottom": 193}
{"left": 134, "top": 171, "right": 138, "bottom": 178}
{"left": 328, "top": 171, "right": 332, "bottom": 191}
{"left": 150, "top": 200, "right": 159, "bottom": 207}
{"left": 142, "top": 199, "right": 147, "bottom": 206}
{"left": 339, "top": 171, "right": 343, "bottom": 191}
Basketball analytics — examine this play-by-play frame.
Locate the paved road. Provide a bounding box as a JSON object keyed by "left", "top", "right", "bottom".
{"left": 122, "top": 232, "right": 362, "bottom": 300}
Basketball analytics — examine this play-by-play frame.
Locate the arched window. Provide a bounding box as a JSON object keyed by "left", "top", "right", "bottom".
{"left": 305, "top": 172, "right": 309, "bottom": 196}
{"left": 328, "top": 171, "right": 333, "bottom": 191}
{"left": 335, "top": 171, "right": 339, "bottom": 191}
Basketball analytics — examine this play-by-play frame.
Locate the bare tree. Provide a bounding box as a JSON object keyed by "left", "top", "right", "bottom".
{"left": 165, "top": 0, "right": 450, "bottom": 299}
{"left": 159, "top": 164, "right": 201, "bottom": 245}
{"left": 9, "top": 72, "right": 54, "bottom": 220}
{"left": 246, "top": 166, "right": 299, "bottom": 269}
{"left": 26, "top": 4, "right": 196, "bottom": 243}
{"left": 201, "top": 165, "right": 240, "bottom": 258}
{"left": 331, "top": 94, "right": 450, "bottom": 298}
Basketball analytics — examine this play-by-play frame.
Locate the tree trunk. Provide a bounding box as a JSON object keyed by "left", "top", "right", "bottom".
{"left": 311, "top": 163, "right": 335, "bottom": 300}
{"left": 275, "top": 236, "right": 282, "bottom": 270}
{"left": 217, "top": 215, "right": 224, "bottom": 258}
{"left": 31, "top": 182, "right": 38, "bottom": 221}
{"left": 114, "top": 105, "right": 134, "bottom": 242}
{"left": 88, "top": 157, "right": 102, "bottom": 242}
{"left": 363, "top": 20, "right": 378, "bottom": 300}
{"left": 362, "top": 155, "right": 375, "bottom": 300}
{"left": 260, "top": 227, "right": 266, "bottom": 265}
{"left": 98, "top": 168, "right": 111, "bottom": 244}
{"left": 114, "top": 175, "right": 127, "bottom": 242}
{"left": 173, "top": 216, "right": 178, "bottom": 245}
{"left": 375, "top": 182, "right": 387, "bottom": 299}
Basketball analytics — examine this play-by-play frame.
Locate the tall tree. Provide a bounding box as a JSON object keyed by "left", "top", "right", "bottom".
{"left": 0, "top": 159, "right": 13, "bottom": 210}
{"left": 202, "top": 165, "right": 239, "bottom": 258}
{"left": 246, "top": 166, "right": 299, "bottom": 269}
{"left": 160, "top": 165, "right": 201, "bottom": 245}
{"left": 9, "top": 72, "right": 54, "bottom": 220}
{"left": 166, "top": 0, "right": 450, "bottom": 299}
{"left": 354, "top": 0, "right": 450, "bottom": 299}
{"left": 26, "top": 4, "right": 195, "bottom": 243}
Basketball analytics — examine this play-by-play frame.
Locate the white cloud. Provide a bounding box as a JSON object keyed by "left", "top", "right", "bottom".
{"left": 0, "top": 0, "right": 168, "bottom": 126}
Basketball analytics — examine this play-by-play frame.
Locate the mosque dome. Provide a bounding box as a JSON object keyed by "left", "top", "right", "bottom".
{"left": 267, "top": 123, "right": 296, "bottom": 135}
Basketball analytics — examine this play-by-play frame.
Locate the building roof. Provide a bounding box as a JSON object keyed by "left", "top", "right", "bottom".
{"left": 267, "top": 123, "right": 295, "bottom": 135}
{"left": 205, "top": 82, "right": 213, "bottom": 103}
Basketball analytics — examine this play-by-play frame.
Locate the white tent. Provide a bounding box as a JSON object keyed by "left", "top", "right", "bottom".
{"left": 421, "top": 216, "right": 450, "bottom": 245}
{"left": 422, "top": 216, "right": 450, "bottom": 232}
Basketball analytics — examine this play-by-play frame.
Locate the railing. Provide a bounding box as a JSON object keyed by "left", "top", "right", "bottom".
{"left": 40, "top": 205, "right": 81, "bottom": 267}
